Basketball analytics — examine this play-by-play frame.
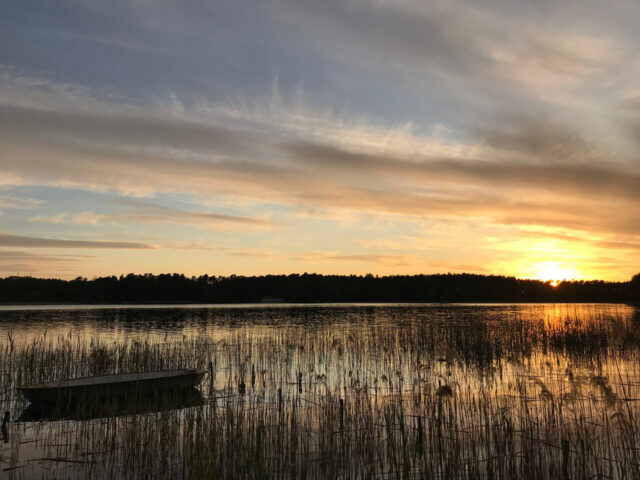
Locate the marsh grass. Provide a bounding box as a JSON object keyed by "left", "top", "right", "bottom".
{"left": 0, "top": 304, "right": 639, "bottom": 478}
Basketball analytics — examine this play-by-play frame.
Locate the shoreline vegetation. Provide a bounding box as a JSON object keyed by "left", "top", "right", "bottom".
{"left": 1, "top": 273, "right": 639, "bottom": 305}
{"left": 2, "top": 304, "right": 640, "bottom": 478}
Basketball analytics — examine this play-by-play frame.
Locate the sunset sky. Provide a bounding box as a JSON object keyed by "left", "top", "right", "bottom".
{"left": 1, "top": 0, "right": 639, "bottom": 281}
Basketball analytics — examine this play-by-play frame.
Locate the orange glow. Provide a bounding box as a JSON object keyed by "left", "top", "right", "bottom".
{"left": 532, "top": 262, "right": 579, "bottom": 283}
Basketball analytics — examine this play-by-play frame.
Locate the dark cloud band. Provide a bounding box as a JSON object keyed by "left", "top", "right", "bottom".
{"left": 0, "top": 234, "right": 154, "bottom": 249}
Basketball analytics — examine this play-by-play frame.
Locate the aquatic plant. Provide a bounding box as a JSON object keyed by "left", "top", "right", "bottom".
{"left": 0, "top": 304, "right": 639, "bottom": 479}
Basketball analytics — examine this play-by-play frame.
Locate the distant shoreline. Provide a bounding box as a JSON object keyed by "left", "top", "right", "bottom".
{"left": 0, "top": 300, "right": 636, "bottom": 305}
{"left": 1, "top": 272, "right": 638, "bottom": 305}
{"left": 0, "top": 300, "right": 635, "bottom": 305}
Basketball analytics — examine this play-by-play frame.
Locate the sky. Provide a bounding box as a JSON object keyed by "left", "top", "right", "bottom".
{"left": 0, "top": 0, "right": 639, "bottom": 281}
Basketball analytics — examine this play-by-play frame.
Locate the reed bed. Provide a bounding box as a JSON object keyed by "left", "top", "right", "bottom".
{"left": 0, "top": 303, "right": 639, "bottom": 479}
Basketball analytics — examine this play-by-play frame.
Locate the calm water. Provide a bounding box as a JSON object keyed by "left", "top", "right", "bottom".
{"left": 1, "top": 303, "right": 639, "bottom": 479}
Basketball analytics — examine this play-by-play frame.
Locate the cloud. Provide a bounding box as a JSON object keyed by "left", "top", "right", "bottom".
{"left": 326, "top": 254, "right": 414, "bottom": 267}
{"left": 230, "top": 248, "right": 283, "bottom": 260}
{"left": 28, "top": 199, "right": 275, "bottom": 230}
{"left": 0, "top": 194, "right": 41, "bottom": 209}
{"left": 436, "top": 263, "right": 490, "bottom": 273}
{"left": 0, "top": 104, "right": 258, "bottom": 159}
{"left": 264, "top": 0, "right": 622, "bottom": 103}
{"left": 29, "top": 213, "right": 67, "bottom": 224}
{"left": 305, "top": 254, "right": 490, "bottom": 272}
{"left": 110, "top": 199, "right": 275, "bottom": 227}
{"left": 518, "top": 228, "right": 640, "bottom": 253}
{"left": 0, "top": 250, "right": 91, "bottom": 276}
{"left": 595, "top": 239, "right": 640, "bottom": 251}
{"left": 474, "top": 116, "right": 598, "bottom": 162}
{"left": 0, "top": 250, "right": 91, "bottom": 261}
{"left": 283, "top": 140, "right": 640, "bottom": 202}
{"left": 0, "top": 234, "right": 154, "bottom": 249}
{"left": 2, "top": 97, "right": 639, "bottom": 239}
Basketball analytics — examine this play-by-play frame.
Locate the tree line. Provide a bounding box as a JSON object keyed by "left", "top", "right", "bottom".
{"left": 1, "top": 273, "right": 639, "bottom": 304}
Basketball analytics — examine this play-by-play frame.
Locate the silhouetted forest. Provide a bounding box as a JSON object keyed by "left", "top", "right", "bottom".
{"left": 1, "top": 273, "right": 639, "bottom": 304}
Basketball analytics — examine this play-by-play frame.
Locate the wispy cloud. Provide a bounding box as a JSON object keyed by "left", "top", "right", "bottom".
{"left": 2, "top": 96, "right": 638, "bottom": 236}
{"left": 0, "top": 250, "right": 92, "bottom": 276}
{"left": 264, "top": 0, "right": 625, "bottom": 104}
{"left": 325, "top": 254, "right": 414, "bottom": 267}
{"left": 0, "top": 234, "right": 154, "bottom": 249}
{"left": 1, "top": 81, "right": 638, "bottom": 256}
{"left": 0, "top": 194, "right": 41, "bottom": 209}
{"left": 0, "top": 250, "right": 91, "bottom": 261}
{"left": 28, "top": 199, "right": 275, "bottom": 230}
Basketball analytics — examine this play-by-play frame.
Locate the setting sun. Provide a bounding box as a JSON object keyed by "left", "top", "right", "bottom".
{"left": 532, "top": 262, "right": 580, "bottom": 284}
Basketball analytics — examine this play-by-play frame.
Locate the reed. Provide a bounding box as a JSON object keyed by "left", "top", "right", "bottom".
{"left": 0, "top": 304, "right": 639, "bottom": 478}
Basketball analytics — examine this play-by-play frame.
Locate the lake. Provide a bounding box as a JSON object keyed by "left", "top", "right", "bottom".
{"left": 1, "top": 303, "right": 639, "bottom": 479}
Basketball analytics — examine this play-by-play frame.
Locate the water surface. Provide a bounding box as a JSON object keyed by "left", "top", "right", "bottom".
{"left": 1, "top": 303, "right": 639, "bottom": 479}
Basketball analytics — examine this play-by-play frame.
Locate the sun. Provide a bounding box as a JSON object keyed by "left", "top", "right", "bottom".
{"left": 532, "top": 262, "right": 579, "bottom": 285}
